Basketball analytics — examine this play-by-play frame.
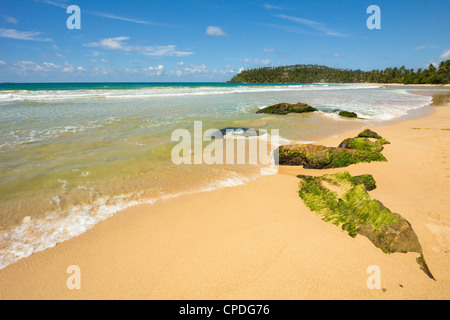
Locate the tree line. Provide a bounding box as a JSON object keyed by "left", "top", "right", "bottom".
{"left": 228, "top": 60, "right": 450, "bottom": 85}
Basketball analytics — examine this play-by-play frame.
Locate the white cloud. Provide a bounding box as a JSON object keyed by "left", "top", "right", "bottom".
{"left": 100, "top": 58, "right": 109, "bottom": 63}
{"left": 263, "top": 4, "right": 284, "bottom": 10}
{"left": 90, "top": 59, "right": 97, "bottom": 63}
{"left": 52, "top": 44, "right": 60, "bottom": 50}
{"left": 275, "top": 14, "right": 347, "bottom": 37}
{"left": 415, "top": 44, "right": 438, "bottom": 50}
{"left": 206, "top": 26, "right": 228, "bottom": 37}
{"left": 2, "top": 15, "right": 18, "bottom": 24}
{"left": 264, "top": 48, "right": 277, "bottom": 53}
{"left": 85, "top": 38, "right": 194, "bottom": 57}
{"left": 440, "top": 50, "right": 450, "bottom": 60}
{"left": 93, "top": 66, "right": 113, "bottom": 75}
{"left": 36, "top": 0, "right": 67, "bottom": 9}
{"left": 183, "top": 64, "right": 209, "bottom": 74}
{"left": 171, "top": 64, "right": 239, "bottom": 77}
{"left": 37, "top": 0, "right": 162, "bottom": 26}
{"left": 171, "top": 64, "right": 209, "bottom": 76}
{"left": 14, "top": 61, "right": 44, "bottom": 72}
{"left": 42, "top": 62, "right": 59, "bottom": 69}
{"left": 143, "top": 45, "right": 193, "bottom": 57}
{"left": 0, "top": 28, "right": 51, "bottom": 41}
{"left": 0, "top": 60, "right": 6, "bottom": 65}
{"left": 61, "top": 63, "right": 75, "bottom": 72}
{"left": 243, "top": 58, "right": 272, "bottom": 66}
{"left": 13, "top": 60, "right": 85, "bottom": 74}
{"left": 100, "top": 37, "right": 132, "bottom": 51}
{"left": 90, "top": 12, "right": 159, "bottom": 25}
{"left": 177, "top": 61, "right": 185, "bottom": 66}
{"left": 144, "top": 65, "right": 165, "bottom": 76}
{"left": 238, "top": 67, "right": 244, "bottom": 74}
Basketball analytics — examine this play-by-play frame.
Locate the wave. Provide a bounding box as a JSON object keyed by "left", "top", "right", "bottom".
{"left": 0, "top": 84, "right": 382, "bottom": 102}
{"left": 0, "top": 169, "right": 270, "bottom": 270}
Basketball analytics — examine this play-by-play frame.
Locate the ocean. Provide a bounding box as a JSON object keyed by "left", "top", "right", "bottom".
{"left": 0, "top": 82, "right": 433, "bottom": 269}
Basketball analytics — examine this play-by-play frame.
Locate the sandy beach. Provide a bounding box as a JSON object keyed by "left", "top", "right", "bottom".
{"left": 1, "top": 94, "right": 449, "bottom": 300}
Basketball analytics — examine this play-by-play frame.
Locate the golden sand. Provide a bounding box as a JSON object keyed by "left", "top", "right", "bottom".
{"left": 1, "top": 99, "right": 449, "bottom": 300}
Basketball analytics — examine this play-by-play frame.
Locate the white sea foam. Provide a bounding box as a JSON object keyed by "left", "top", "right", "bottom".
{"left": 0, "top": 84, "right": 382, "bottom": 102}
{"left": 0, "top": 172, "right": 264, "bottom": 270}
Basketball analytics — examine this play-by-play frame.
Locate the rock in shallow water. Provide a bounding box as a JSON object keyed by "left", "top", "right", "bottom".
{"left": 256, "top": 102, "right": 317, "bottom": 115}
{"left": 338, "top": 111, "right": 358, "bottom": 118}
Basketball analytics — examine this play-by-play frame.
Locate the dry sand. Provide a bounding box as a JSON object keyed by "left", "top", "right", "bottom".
{"left": 1, "top": 98, "right": 449, "bottom": 300}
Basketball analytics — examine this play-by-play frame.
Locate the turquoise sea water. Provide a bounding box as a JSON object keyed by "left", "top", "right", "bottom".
{"left": 0, "top": 82, "right": 433, "bottom": 269}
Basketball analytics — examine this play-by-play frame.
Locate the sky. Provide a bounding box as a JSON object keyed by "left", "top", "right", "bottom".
{"left": 0, "top": 0, "right": 449, "bottom": 82}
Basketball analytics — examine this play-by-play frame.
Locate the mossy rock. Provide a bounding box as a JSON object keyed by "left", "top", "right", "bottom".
{"left": 357, "top": 129, "right": 391, "bottom": 145}
{"left": 350, "top": 174, "right": 377, "bottom": 191}
{"left": 338, "top": 137, "right": 384, "bottom": 153}
{"left": 256, "top": 102, "right": 317, "bottom": 115}
{"left": 358, "top": 129, "right": 382, "bottom": 140}
{"left": 278, "top": 144, "right": 387, "bottom": 169}
{"left": 376, "top": 138, "right": 391, "bottom": 145}
{"left": 297, "top": 171, "right": 434, "bottom": 279}
{"left": 338, "top": 111, "right": 358, "bottom": 118}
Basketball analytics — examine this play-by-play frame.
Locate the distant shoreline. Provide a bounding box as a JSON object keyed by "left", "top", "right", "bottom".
{"left": 335, "top": 83, "right": 450, "bottom": 87}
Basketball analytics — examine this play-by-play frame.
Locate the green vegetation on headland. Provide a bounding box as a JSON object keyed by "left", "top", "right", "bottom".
{"left": 297, "top": 171, "right": 434, "bottom": 279}
{"left": 278, "top": 130, "right": 388, "bottom": 169}
{"left": 229, "top": 60, "right": 450, "bottom": 85}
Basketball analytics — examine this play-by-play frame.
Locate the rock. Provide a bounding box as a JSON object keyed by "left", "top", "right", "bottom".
{"left": 338, "top": 137, "right": 384, "bottom": 153}
{"left": 338, "top": 111, "right": 358, "bottom": 118}
{"left": 358, "top": 129, "right": 382, "bottom": 140}
{"left": 350, "top": 174, "right": 377, "bottom": 191}
{"left": 256, "top": 102, "right": 317, "bottom": 115}
{"left": 376, "top": 138, "right": 391, "bottom": 145}
{"left": 205, "top": 127, "right": 260, "bottom": 140}
{"left": 297, "top": 171, "right": 435, "bottom": 280}
{"left": 357, "top": 129, "right": 391, "bottom": 145}
{"left": 278, "top": 144, "right": 387, "bottom": 169}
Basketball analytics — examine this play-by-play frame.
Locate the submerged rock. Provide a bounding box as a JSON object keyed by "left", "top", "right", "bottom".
{"left": 338, "top": 111, "right": 358, "bottom": 118}
{"left": 219, "top": 127, "right": 259, "bottom": 137}
{"left": 256, "top": 102, "right": 317, "bottom": 115}
{"left": 297, "top": 171, "right": 434, "bottom": 280}
{"left": 278, "top": 144, "right": 387, "bottom": 169}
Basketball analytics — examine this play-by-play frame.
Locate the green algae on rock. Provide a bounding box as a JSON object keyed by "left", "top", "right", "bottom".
{"left": 358, "top": 129, "right": 382, "bottom": 140}
{"left": 256, "top": 102, "right": 317, "bottom": 115}
{"left": 297, "top": 171, "right": 435, "bottom": 280}
{"left": 338, "top": 137, "right": 385, "bottom": 153}
{"left": 338, "top": 111, "right": 358, "bottom": 118}
{"left": 357, "top": 129, "right": 391, "bottom": 145}
{"left": 278, "top": 130, "right": 390, "bottom": 168}
{"left": 278, "top": 144, "right": 387, "bottom": 169}
{"left": 350, "top": 174, "right": 377, "bottom": 191}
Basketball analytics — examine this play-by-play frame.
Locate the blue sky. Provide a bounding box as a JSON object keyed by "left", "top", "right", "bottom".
{"left": 0, "top": 0, "right": 449, "bottom": 82}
